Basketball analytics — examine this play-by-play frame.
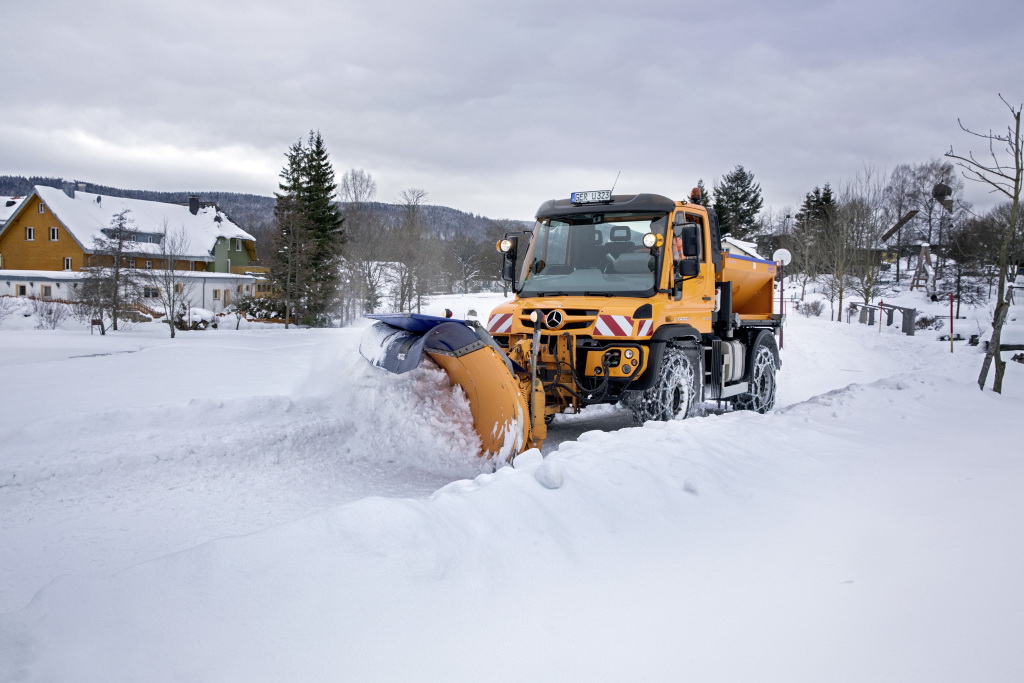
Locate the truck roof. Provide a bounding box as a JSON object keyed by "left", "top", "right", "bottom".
{"left": 535, "top": 193, "right": 680, "bottom": 218}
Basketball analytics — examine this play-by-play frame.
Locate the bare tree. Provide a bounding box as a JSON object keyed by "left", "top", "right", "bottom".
{"left": 884, "top": 164, "right": 917, "bottom": 284}
{"left": 392, "top": 188, "right": 429, "bottom": 313}
{"left": 83, "top": 209, "right": 141, "bottom": 331}
{"left": 885, "top": 161, "right": 965, "bottom": 281}
{"left": 338, "top": 169, "right": 389, "bottom": 318}
{"left": 946, "top": 94, "right": 1023, "bottom": 393}
{"left": 139, "top": 226, "right": 196, "bottom": 338}
{"left": 841, "top": 169, "right": 893, "bottom": 305}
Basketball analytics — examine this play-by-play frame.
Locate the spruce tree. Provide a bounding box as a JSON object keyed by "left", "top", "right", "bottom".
{"left": 267, "top": 131, "right": 346, "bottom": 327}
{"left": 268, "top": 140, "right": 310, "bottom": 328}
{"left": 712, "top": 165, "right": 764, "bottom": 240}
{"left": 790, "top": 184, "right": 836, "bottom": 299}
{"left": 299, "top": 130, "right": 345, "bottom": 326}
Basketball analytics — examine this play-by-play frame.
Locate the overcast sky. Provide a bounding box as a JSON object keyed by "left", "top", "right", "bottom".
{"left": 3, "top": 0, "right": 1022, "bottom": 219}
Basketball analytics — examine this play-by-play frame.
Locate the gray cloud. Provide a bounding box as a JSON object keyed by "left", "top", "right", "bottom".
{"left": 3, "top": 0, "right": 1022, "bottom": 219}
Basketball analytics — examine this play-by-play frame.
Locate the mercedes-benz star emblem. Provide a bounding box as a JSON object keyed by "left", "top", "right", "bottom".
{"left": 545, "top": 310, "right": 563, "bottom": 329}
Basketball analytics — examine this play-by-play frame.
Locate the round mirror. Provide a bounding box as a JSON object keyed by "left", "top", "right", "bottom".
{"left": 772, "top": 248, "right": 793, "bottom": 265}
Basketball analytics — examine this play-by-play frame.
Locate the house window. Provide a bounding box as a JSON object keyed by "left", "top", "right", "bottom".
{"left": 50, "top": 227, "right": 59, "bottom": 241}
{"left": 234, "top": 238, "right": 242, "bottom": 251}
{"left": 25, "top": 227, "right": 35, "bottom": 241}
{"left": 212, "top": 289, "right": 221, "bottom": 300}
{"left": 236, "top": 285, "right": 242, "bottom": 294}
{"left": 64, "top": 257, "right": 72, "bottom": 270}
{"left": 174, "top": 283, "right": 183, "bottom": 294}
{"left": 129, "top": 259, "right": 136, "bottom": 268}
{"left": 143, "top": 287, "right": 160, "bottom": 298}
{"left": 41, "top": 285, "right": 52, "bottom": 298}
{"left": 38, "top": 203, "right": 45, "bottom": 214}
{"left": 17, "top": 285, "right": 27, "bottom": 296}
{"left": 145, "top": 261, "right": 153, "bottom": 269}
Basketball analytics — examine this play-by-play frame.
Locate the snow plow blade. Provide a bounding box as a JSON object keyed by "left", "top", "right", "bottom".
{"left": 359, "top": 314, "right": 544, "bottom": 461}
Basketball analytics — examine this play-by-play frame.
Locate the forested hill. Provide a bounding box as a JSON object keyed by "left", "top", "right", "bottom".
{"left": 0, "top": 175, "right": 523, "bottom": 244}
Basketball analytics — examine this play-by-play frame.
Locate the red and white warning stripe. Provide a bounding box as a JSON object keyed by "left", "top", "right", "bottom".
{"left": 487, "top": 313, "right": 513, "bottom": 334}
{"left": 634, "top": 319, "right": 653, "bottom": 337}
{"left": 594, "top": 314, "right": 634, "bottom": 337}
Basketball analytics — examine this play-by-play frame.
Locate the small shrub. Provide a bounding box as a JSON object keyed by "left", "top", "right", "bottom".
{"left": 0, "top": 296, "right": 17, "bottom": 323}
{"left": 118, "top": 310, "right": 152, "bottom": 323}
{"left": 798, "top": 300, "right": 825, "bottom": 317}
{"left": 32, "top": 298, "right": 70, "bottom": 329}
{"left": 916, "top": 314, "right": 937, "bottom": 330}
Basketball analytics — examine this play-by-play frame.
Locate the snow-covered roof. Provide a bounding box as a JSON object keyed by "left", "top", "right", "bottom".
{"left": 0, "top": 268, "right": 258, "bottom": 282}
{"left": 1, "top": 196, "right": 26, "bottom": 224}
{"left": 722, "top": 236, "right": 764, "bottom": 259}
{"left": 0, "top": 269, "right": 86, "bottom": 281}
{"left": 17, "top": 186, "right": 255, "bottom": 260}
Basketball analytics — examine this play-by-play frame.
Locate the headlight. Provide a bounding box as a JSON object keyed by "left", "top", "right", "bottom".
{"left": 642, "top": 233, "right": 663, "bottom": 248}
{"left": 498, "top": 239, "right": 514, "bottom": 253}
{"left": 624, "top": 348, "right": 635, "bottom": 359}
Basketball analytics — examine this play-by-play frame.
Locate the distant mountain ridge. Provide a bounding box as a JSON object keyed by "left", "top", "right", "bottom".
{"left": 0, "top": 175, "right": 522, "bottom": 245}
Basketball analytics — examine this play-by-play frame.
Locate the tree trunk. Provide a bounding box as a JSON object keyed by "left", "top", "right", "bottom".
{"left": 978, "top": 297, "right": 1010, "bottom": 392}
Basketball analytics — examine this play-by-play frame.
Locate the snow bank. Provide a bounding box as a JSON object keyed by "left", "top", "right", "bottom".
{"left": 1, "top": 311, "right": 1022, "bottom": 681}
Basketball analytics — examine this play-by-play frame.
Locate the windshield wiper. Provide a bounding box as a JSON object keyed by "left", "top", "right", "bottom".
{"left": 583, "top": 292, "right": 616, "bottom": 297}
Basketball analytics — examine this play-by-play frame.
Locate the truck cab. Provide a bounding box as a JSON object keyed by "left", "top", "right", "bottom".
{"left": 491, "top": 189, "right": 781, "bottom": 423}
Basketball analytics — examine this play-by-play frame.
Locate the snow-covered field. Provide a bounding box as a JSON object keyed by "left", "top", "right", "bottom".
{"left": 1, "top": 292, "right": 1022, "bottom": 682}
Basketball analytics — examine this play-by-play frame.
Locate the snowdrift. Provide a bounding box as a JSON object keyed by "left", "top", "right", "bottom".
{"left": 1, "top": 310, "right": 1023, "bottom": 682}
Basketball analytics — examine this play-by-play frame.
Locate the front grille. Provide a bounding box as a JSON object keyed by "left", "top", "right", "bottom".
{"left": 519, "top": 308, "right": 598, "bottom": 330}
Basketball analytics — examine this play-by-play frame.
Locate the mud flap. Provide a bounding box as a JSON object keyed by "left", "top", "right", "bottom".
{"left": 360, "top": 314, "right": 538, "bottom": 461}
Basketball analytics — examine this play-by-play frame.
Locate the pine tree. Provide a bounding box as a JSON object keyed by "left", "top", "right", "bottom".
{"left": 299, "top": 131, "right": 345, "bottom": 326}
{"left": 268, "top": 140, "right": 311, "bottom": 328}
{"left": 267, "top": 132, "right": 345, "bottom": 327}
{"left": 712, "top": 166, "right": 764, "bottom": 239}
{"left": 790, "top": 184, "right": 836, "bottom": 300}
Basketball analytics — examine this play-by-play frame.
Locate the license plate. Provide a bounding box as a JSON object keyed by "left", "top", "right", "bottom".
{"left": 571, "top": 190, "right": 612, "bottom": 204}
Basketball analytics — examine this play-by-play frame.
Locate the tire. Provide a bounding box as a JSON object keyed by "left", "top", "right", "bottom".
{"left": 733, "top": 338, "right": 777, "bottom": 413}
{"left": 623, "top": 344, "right": 702, "bottom": 425}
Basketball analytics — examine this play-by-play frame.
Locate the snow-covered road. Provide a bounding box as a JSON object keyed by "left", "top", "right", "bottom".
{"left": 0, "top": 325, "right": 490, "bottom": 613}
{"left": 2, "top": 297, "right": 1022, "bottom": 681}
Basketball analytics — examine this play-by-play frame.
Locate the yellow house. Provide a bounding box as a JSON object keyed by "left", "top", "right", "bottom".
{"left": 0, "top": 184, "right": 267, "bottom": 272}
{"left": 0, "top": 184, "right": 271, "bottom": 311}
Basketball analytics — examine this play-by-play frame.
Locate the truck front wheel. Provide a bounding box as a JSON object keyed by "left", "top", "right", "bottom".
{"left": 733, "top": 340, "right": 777, "bottom": 413}
{"left": 623, "top": 344, "right": 702, "bottom": 425}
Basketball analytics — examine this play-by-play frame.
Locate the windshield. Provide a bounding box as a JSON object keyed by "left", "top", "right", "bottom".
{"left": 518, "top": 213, "right": 667, "bottom": 297}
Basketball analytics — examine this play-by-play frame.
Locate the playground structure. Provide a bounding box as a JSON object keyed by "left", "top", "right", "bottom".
{"left": 848, "top": 301, "right": 917, "bottom": 336}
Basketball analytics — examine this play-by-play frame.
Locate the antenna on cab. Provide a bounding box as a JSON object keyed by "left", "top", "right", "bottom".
{"left": 610, "top": 171, "right": 621, "bottom": 194}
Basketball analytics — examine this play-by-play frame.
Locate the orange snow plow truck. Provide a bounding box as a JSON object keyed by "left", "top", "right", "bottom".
{"left": 360, "top": 188, "right": 781, "bottom": 461}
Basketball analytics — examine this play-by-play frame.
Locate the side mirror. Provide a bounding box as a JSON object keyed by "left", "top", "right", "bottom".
{"left": 498, "top": 236, "right": 519, "bottom": 283}
{"left": 673, "top": 222, "right": 700, "bottom": 258}
{"left": 676, "top": 259, "right": 699, "bottom": 278}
